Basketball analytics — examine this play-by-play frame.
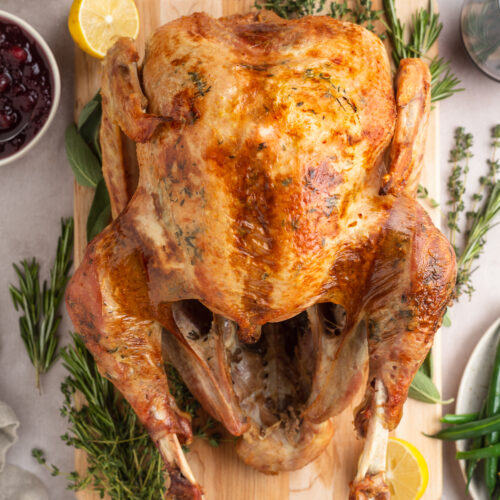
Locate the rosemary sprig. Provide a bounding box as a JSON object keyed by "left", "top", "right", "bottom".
{"left": 9, "top": 218, "right": 74, "bottom": 391}
{"left": 383, "top": 0, "right": 463, "bottom": 102}
{"left": 453, "top": 125, "right": 500, "bottom": 299}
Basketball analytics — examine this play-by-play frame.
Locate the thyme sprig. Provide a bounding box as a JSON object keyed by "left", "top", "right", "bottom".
{"left": 254, "top": 0, "right": 326, "bottom": 18}
{"left": 417, "top": 184, "right": 439, "bottom": 208}
{"left": 9, "top": 218, "right": 74, "bottom": 391}
{"left": 255, "top": 0, "right": 384, "bottom": 33}
{"left": 329, "top": 0, "right": 384, "bottom": 34}
{"left": 452, "top": 125, "right": 500, "bottom": 299}
{"left": 166, "top": 364, "right": 222, "bottom": 448}
{"left": 447, "top": 127, "right": 474, "bottom": 250}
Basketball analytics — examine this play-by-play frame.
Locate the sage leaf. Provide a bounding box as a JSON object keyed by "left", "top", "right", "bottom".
{"left": 78, "top": 91, "right": 101, "bottom": 131}
{"left": 442, "top": 309, "right": 451, "bottom": 327}
{"left": 409, "top": 369, "right": 454, "bottom": 405}
{"left": 420, "top": 350, "right": 433, "bottom": 378}
{"left": 79, "top": 93, "right": 102, "bottom": 161}
{"left": 87, "top": 178, "right": 111, "bottom": 242}
{"left": 65, "top": 123, "right": 102, "bottom": 188}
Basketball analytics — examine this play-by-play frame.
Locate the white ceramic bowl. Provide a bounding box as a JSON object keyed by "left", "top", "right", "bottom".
{"left": 0, "top": 10, "right": 61, "bottom": 167}
{"left": 456, "top": 317, "right": 500, "bottom": 500}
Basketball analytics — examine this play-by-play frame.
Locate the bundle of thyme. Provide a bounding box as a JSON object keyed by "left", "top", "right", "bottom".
{"left": 450, "top": 125, "right": 500, "bottom": 299}
{"left": 9, "top": 218, "right": 74, "bottom": 391}
{"left": 255, "top": 0, "right": 384, "bottom": 32}
{"left": 254, "top": 0, "right": 327, "bottom": 18}
{"left": 328, "top": 0, "right": 384, "bottom": 34}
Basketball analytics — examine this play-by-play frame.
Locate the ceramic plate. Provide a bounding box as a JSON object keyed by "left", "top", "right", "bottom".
{"left": 456, "top": 317, "right": 500, "bottom": 500}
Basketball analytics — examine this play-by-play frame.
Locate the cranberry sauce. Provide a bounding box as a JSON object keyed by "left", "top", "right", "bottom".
{"left": 0, "top": 19, "right": 53, "bottom": 159}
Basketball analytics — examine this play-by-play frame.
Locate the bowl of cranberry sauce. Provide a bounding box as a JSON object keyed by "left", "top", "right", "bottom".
{"left": 0, "top": 11, "right": 61, "bottom": 166}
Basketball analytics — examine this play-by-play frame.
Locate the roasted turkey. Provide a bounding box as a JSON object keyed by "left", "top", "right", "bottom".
{"left": 66, "top": 10, "right": 456, "bottom": 499}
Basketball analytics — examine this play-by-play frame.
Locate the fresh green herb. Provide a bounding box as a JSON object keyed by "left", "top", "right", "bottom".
{"left": 408, "top": 369, "right": 453, "bottom": 405}
{"left": 9, "top": 218, "right": 74, "bottom": 391}
{"left": 442, "top": 310, "right": 451, "bottom": 327}
{"left": 429, "top": 57, "right": 463, "bottom": 103}
{"left": 188, "top": 72, "right": 211, "bottom": 97}
{"left": 329, "top": 0, "right": 384, "bottom": 34}
{"left": 166, "top": 364, "right": 221, "bottom": 447}
{"left": 255, "top": 0, "right": 383, "bottom": 34}
{"left": 383, "top": 0, "right": 463, "bottom": 102}
{"left": 78, "top": 91, "right": 102, "bottom": 161}
{"left": 78, "top": 92, "right": 101, "bottom": 131}
{"left": 449, "top": 125, "right": 500, "bottom": 299}
{"left": 66, "top": 93, "right": 111, "bottom": 243}
{"left": 32, "top": 449, "right": 67, "bottom": 478}
{"left": 417, "top": 184, "right": 439, "bottom": 208}
{"left": 254, "top": 0, "right": 326, "bottom": 18}
{"left": 87, "top": 178, "right": 111, "bottom": 242}
{"left": 447, "top": 127, "right": 473, "bottom": 251}
{"left": 65, "top": 124, "right": 102, "bottom": 188}
{"left": 414, "top": 126, "right": 500, "bottom": 400}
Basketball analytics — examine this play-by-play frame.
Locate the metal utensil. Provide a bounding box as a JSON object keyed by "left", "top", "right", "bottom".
{"left": 0, "top": 118, "right": 28, "bottom": 143}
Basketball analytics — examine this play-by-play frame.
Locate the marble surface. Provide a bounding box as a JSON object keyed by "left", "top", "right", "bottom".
{"left": 0, "top": 1, "right": 498, "bottom": 499}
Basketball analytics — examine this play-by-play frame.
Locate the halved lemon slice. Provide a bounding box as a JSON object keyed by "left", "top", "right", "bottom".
{"left": 386, "top": 437, "right": 429, "bottom": 500}
{"left": 68, "top": 0, "right": 140, "bottom": 59}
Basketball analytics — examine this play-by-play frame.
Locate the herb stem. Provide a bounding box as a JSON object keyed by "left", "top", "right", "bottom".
{"left": 451, "top": 126, "right": 500, "bottom": 299}
{"left": 9, "top": 218, "right": 74, "bottom": 391}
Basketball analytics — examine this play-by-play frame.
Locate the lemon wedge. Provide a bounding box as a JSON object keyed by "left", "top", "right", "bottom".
{"left": 68, "top": 0, "right": 140, "bottom": 59}
{"left": 386, "top": 437, "right": 429, "bottom": 500}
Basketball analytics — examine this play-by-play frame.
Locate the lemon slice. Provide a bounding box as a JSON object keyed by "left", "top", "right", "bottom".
{"left": 386, "top": 437, "right": 429, "bottom": 500}
{"left": 68, "top": 0, "right": 140, "bottom": 59}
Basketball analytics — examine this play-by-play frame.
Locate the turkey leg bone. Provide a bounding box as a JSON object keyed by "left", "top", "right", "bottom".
{"left": 350, "top": 60, "right": 456, "bottom": 497}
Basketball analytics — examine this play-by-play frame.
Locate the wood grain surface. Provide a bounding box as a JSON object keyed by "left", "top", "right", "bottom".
{"left": 73, "top": 1, "right": 442, "bottom": 498}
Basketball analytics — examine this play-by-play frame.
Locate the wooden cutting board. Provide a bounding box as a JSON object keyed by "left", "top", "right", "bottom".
{"left": 73, "top": 1, "right": 442, "bottom": 498}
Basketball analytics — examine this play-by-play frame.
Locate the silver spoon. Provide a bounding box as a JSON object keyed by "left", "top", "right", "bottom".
{"left": 0, "top": 118, "right": 28, "bottom": 143}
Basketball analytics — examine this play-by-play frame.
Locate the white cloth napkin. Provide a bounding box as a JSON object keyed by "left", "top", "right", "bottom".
{"left": 0, "top": 401, "right": 19, "bottom": 473}
{"left": 0, "top": 400, "right": 49, "bottom": 500}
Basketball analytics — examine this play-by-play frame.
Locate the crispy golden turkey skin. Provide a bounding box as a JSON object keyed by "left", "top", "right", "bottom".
{"left": 67, "top": 10, "right": 456, "bottom": 499}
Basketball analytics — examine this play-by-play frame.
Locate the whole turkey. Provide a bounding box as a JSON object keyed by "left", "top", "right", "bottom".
{"left": 66, "top": 9, "right": 456, "bottom": 499}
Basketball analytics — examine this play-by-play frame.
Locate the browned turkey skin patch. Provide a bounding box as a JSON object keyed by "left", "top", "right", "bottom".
{"left": 67, "top": 11, "right": 457, "bottom": 498}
